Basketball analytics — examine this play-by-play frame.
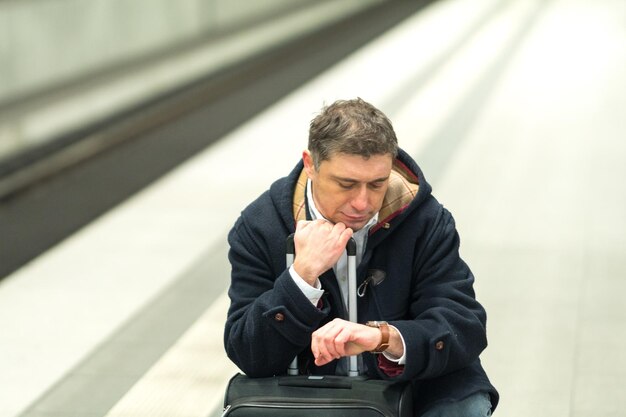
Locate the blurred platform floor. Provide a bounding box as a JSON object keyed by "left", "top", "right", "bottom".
{"left": 1, "top": 0, "right": 625, "bottom": 416}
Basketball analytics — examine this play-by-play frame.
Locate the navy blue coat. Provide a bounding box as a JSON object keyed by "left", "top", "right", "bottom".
{"left": 224, "top": 149, "right": 499, "bottom": 413}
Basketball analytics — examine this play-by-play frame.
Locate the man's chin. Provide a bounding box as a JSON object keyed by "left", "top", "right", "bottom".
{"left": 342, "top": 218, "right": 369, "bottom": 231}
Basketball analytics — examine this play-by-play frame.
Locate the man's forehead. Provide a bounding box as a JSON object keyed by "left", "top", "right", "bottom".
{"left": 319, "top": 152, "right": 393, "bottom": 179}
{"left": 321, "top": 151, "right": 394, "bottom": 164}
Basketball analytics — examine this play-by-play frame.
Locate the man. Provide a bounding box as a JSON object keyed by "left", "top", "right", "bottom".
{"left": 224, "top": 98, "right": 498, "bottom": 416}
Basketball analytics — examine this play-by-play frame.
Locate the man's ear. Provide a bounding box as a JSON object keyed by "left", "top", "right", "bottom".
{"left": 302, "top": 150, "right": 316, "bottom": 178}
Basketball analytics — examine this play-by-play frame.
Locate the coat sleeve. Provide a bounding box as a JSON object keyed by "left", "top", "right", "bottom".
{"left": 223, "top": 216, "right": 329, "bottom": 377}
{"left": 379, "top": 207, "right": 488, "bottom": 382}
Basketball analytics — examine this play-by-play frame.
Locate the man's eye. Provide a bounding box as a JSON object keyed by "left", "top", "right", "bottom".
{"left": 338, "top": 183, "right": 353, "bottom": 189}
{"left": 369, "top": 182, "right": 384, "bottom": 189}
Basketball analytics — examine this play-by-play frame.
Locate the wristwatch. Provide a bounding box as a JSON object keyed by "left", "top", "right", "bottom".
{"left": 365, "top": 321, "right": 390, "bottom": 353}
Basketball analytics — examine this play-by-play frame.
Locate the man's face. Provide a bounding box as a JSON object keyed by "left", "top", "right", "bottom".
{"left": 303, "top": 150, "right": 393, "bottom": 231}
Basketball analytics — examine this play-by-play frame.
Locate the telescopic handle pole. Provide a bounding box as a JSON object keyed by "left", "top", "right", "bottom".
{"left": 346, "top": 238, "right": 359, "bottom": 377}
{"left": 285, "top": 234, "right": 359, "bottom": 377}
{"left": 286, "top": 234, "right": 298, "bottom": 376}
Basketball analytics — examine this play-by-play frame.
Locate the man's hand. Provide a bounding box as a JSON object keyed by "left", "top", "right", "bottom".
{"left": 311, "top": 319, "right": 381, "bottom": 366}
{"left": 292, "top": 219, "right": 353, "bottom": 286}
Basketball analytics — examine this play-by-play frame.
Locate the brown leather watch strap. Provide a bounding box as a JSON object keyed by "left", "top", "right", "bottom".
{"left": 366, "top": 321, "right": 390, "bottom": 353}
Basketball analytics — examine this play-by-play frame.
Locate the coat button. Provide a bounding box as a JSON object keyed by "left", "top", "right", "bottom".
{"left": 435, "top": 341, "right": 445, "bottom": 351}
{"left": 274, "top": 313, "right": 285, "bottom": 322}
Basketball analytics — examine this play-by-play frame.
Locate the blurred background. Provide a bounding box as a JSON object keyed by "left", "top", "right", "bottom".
{"left": 0, "top": 0, "right": 624, "bottom": 416}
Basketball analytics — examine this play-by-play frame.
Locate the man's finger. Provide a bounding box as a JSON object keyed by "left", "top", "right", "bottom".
{"left": 296, "top": 219, "right": 312, "bottom": 230}
{"left": 338, "top": 227, "right": 354, "bottom": 247}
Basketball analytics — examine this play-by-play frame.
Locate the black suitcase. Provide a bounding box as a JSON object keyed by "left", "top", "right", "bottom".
{"left": 222, "top": 235, "right": 413, "bottom": 416}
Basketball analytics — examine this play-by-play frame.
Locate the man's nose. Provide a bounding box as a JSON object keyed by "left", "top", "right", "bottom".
{"left": 350, "top": 187, "right": 369, "bottom": 212}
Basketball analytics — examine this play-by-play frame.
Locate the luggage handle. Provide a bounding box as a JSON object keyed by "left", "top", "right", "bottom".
{"left": 278, "top": 374, "right": 366, "bottom": 389}
{"left": 286, "top": 233, "right": 359, "bottom": 377}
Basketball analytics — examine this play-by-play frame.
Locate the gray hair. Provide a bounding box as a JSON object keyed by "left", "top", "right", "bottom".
{"left": 308, "top": 98, "right": 398, "bottom": 170}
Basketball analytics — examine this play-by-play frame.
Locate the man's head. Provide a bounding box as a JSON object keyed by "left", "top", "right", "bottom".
{"left": 303, "top": 98, "right": 398, "bottom": 230}
{"left": 307, "top": 98, "right": 398, "bottom": 170}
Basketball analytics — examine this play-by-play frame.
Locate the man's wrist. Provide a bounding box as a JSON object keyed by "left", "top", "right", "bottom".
{"left": 289, "top": 265, "right": 323, "bottom": 306}
{"left": 383, "top": 325, "right": 406, "bottom": 364}
{"left": 365, "top": 321, "right": 390, "bottom": 353}
{"left": 292, "top": 260, "right": 319, "bottom": 286}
